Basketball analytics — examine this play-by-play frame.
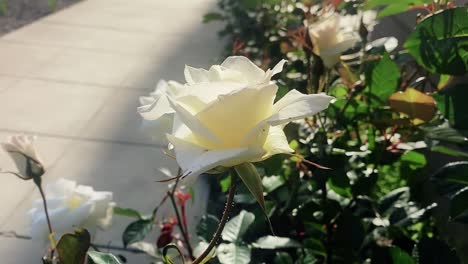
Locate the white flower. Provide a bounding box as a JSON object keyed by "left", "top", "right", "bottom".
{"left": 142, "top": 56, "right": 333, "bottom": 178}
{"left": 29, "top": 178, "right": 115, "bottom": 242}
{"left": 138, "top": 80, "right": 186, "bottom": 146}
{"left": 306, "top": 11, "right": 376, "bottom": 68}
{"left": 1, "top": 135, "right": 44, "bottom": 179}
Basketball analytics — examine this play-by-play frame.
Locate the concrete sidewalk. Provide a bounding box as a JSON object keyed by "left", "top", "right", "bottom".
{"left": 0, "top": 0, "right": 223, "bottom": 262}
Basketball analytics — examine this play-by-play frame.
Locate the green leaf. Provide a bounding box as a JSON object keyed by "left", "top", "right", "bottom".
{"left": 197, "top": 214, "right": 220, "bottom": 242}
{"left": 432, "top": 161, "right": 468, "bottom": 185}
{"left": 202, "top": 12, "right": 224, "bottom": 23}
{"left": 400, "top": 151, "right": 427, "bottom": 170}
{"left": 390, "top": 246, "right": 415, "bottom": 264}
{"left": 367, "top": 53, "right": 400, "bottom": 102}
{"left": 122, "top": 219, "right": 153, "bottom": 247}
{"left": 217, "top": 243, "right": 251, "bottom": 264}
{"left": 366, "top": 0, "right": 431, "bottom": 17}
{"left": 87, "top": 251, "right": 122, "bottom": 264}
{"left": 431, "top": 145, "right": 468, "bottom": 159}
{"left": 404, "top": 7, "right": 468, "bottom": 75}
{"left": 424, "top": 126, "right": 468, "bottom": 144}
{"left": 113, "top": 207, "right": 143, "bottom": 219}
{"left": 262, "top": 175, "right": 285, "bottom": 193}
{"left": 274, "top": 252, "right": 293, "bottom": 264}
{"left": 433, "top": 93, "right": 454, "bottom": 123}
{"left": 162, "top": 244, "right": 186, "bottom": 264}
{"left": 221, "top": 210, "right": 255, "bottom": 243}
{"left": 262, "top": 154, "right": 284, "bottom": 175}
{"left": 327, "top": 172, "right": 352, "bottom": 198}
{"left": 220, "top": 175, "right": 232, "bottom": 193}
{"left": 252, "top": 236, "right": 301, "bottom": 249}
{"left": 240, "top": 0, "right": 261, "bottom": 9}
{"left": 303, "top": 238, "right": 326, "bottom": 256}
{"left": 450, "top": 186, "right": 468, "bottom": 223}
{"left": 56, "top": 228, "right": 91, "bottom": 264}
{"left": 378, "top": 187, "right": 410, "bottom": 215}
{"left": 234, "top": 163, "right": 266, "bottom": 211}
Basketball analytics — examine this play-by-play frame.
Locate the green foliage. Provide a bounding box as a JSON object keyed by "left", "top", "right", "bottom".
{"left": 122, "top": 219, "right": 153, "bottom": 247}
{"left": 87, "top": 251, "right": 122, "bottom": 264}
{"left": 202, "top": 12, "right": 224, "bottom": 23}
{"left": 366, "top": 0, "right": 432, "bottom": 17}
{"left": 251, "top": 235, "right": 301, "bottom": 249}
{"left": 450, "top": 187, "right": 468, "bottom": 223}
{"left": 221, "top": 210, "right": 255, "bottom": 242}
{"left": 390, "top": 246, "right": 415, "bottom": 264}
{"left": 367, "top": 53, "right": 401, "bottom": 103}
{"left": 404, "top": 7, "right": 468, "bottom": 75}
{"left": 197, "top": 214, "right": 220, "bottom": 242}
{"left": 192, "top": 1, "right": 468, "bottom": 263}
{"left": 217, "top": 243, "right": 251, "bottom": 264}
{"left": 56, "top": 228, "right": 91, "bottom": 264}
{"left": 274, "top": 252, "right": 293, "bottom": 264}
{"left": 113, "top": 207, "right": 143, "bottom": 219}
{"left": 234, "top": 163, "right": 266, "bottom": 212}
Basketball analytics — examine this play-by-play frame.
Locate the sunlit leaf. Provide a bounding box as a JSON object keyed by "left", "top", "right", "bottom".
{"left": 262, "top": 175, "right": 285, "bottom": 193}
{"left": 274, "top": 252, "right": 293, "bottom": 264}
{"left": 400, "top": 151, "right": 427, "bottom": 170}
{"left": 252, "top": 236, "right": 301, "bottom": 249}
{"left": 113, "top": 207, "right": 143, "bottom": 219}
{"left": 56, "top": 228, "right": 91, "bottom": 264}
{"left": 234, "top": 163, "right": 266, "bottom": 211}
{"left": 122, "top": 219, "right": 153, "bottom": 247}
{"left": 450, "top": 186, "right": 468, "bottom": 223}
{"left": 366, "top": 0, "right": 431, "bottom": 17}
{"left": 389, "top": 88, "right": 436, "bottom": 124}
{"left": 367, "top": 53, "right": 400, "bottom": 102}
{"left": 222, "top": 210, "right": 255, "bottom": 243}
{"left": 404, "top": 7, "right": 468, "bottom": 75}
{"left": 424, "top": 126, "right": 468, "bottom": 144}
{"left": 217, "top": 243, "right": 251, "bottom": 264}
{"left": 88, "top": 251, "right": 122, "bottom": 264}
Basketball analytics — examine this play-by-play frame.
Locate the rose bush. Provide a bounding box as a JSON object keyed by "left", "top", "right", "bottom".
{"left": 139, "top": 56, "right": 333, "bottom": 178}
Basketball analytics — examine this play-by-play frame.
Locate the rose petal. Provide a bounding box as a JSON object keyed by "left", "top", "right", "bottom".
{"left": 268, "top": 90, "right": 334, "bottom": 126}
{"left": 184, "top": 65, "right": 210, "bottom": 85}
{"left": 166, "top": 134, "right": 207, "bottom": 174}
{"left": 221, "top": 56, "right": 266, "bottom": 84}
{"left": 196, "top": 84, "right": 277, "bottom": 148}
{"left": 167, "top": 97, "right": 221, "bottom": 145}
{"left": 140, "top": 115, "right": 173, "bottom": 147}
{"left": 260, "top": 125, "right": 293, "bottom": 159}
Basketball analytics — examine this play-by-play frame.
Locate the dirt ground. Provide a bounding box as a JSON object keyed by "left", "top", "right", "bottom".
{"left": 0, "top": 0, "right": 81, "bottom": 36}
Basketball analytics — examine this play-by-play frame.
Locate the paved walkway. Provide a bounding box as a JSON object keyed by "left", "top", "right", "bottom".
{"left": 0, "top": 0, "right": 223, "bottom": 262}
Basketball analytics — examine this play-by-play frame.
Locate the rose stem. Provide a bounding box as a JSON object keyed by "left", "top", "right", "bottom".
{"left": 35, "top": 179, "right": 55, "bottom": 259}
{"left": 192, "top": 179, "right": 237, "bottom": 264}
{"left": 168, "top": 172, "right": 194, "bottom": 260}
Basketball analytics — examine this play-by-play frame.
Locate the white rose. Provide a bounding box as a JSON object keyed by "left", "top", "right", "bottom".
{"left": 306, "top": 12, "right": 361, "bottom": 68}
{"left": 29, "top": 178, "right": 115, "bottom": 242}
{"left": 138, "top": 80, "right": 186, "bottom": 146}
{"left": 142, "top": 56, "right": 333, "bottom": 178}
{"left": 1, "top": 135, "right": 44, "bottom": 179}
